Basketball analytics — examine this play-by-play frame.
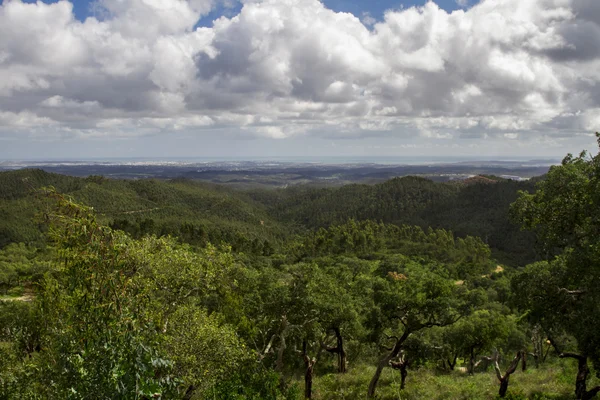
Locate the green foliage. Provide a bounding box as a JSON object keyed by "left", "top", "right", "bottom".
{"left": 511, "top": 135, "right": 600, "bottom": 372}
{"left": 0, "top": 191, "right": 259, "bottom": 399}
{"left": 293, "top": 220, "right": 493, "bottom": 279}
{"left": 0, "top": 153, "right": 595, "bottom": 400}
{"left": 0, "top": 169, "right": 284, "bottom": 255}
{"left": 258, "top": 176, "right": 458, "bottom": 229}
{"left": 206, "top": 367, "right": 295, "bottom": 400}
{"left": 164, "top": 306, "right": 249, "bottom": 394}
{"left": 0, "top": 243, "right": 52, "bottom": 295}
{"left": 370, "top": 260, "right": 467, "bottom": 336}
{"left": 0, "top": 168, "right": 538, "bottom": 265}
{"left": 250, "top": 175, "right": 537, "bottom": 265}
{"left": 440, "top": 309, "right": 522, "bottom": 368}
{"left": 33, "top": 192, "right": 178, "bottom": 399}
{"left": 0, "top": 300, "right": 41, "bottom": 356}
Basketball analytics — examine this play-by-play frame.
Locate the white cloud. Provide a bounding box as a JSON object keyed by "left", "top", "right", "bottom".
{"left": 0, "top": 0, "right": 598, "bottom": 151}
{"left": 0, "top": 111, "right": 58, "bottom": 128}
{"left": 95, "top": 0, "right": 214, "bottom": 37}
{"left": 361, "top": 12, "right": 377, "bottom": 26}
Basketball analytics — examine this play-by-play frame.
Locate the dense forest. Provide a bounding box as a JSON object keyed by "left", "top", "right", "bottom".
{"left": 1, "top": 139, "right": 600, "bottom": 399}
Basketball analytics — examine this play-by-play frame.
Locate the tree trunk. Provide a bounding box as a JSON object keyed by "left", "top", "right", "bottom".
{"left": 325, "top": 327, "right": 347, "bottom": 373}
{"left": 469, "top": 346, "right": 476, "bottom": 375}
{"left": 275, "top": 318, "right": 288, "bottom": 374}
{"left": 447, "top": 354, "right": 458, "bottom": 371}
{"left": 521, "top": 351, "right": 527, "bottom": 372}
{"left": 400, "top": 365, "right": 408, "bottom": 390}
{"left": 499, "top": 377, "right": 510, "bottom": 397}
{"left": 574, "top": 355, "right": 591, "bottom": 400}
{"left": 368, "top": 356, "right": 392, "bottom": 399}
{"left": 531, "top": 324, "right": 552, "bottom": 366}
{"left": 304, "top": 362, "right": 314, "bottom": 399}
{"left": 305, "top": 374, "right": 313, "bottom": 398}
{"left": 367, "top": 330, "right": 410, "bottom": 398}
{"left": 542, "top": 342, "right": 551, "bottom": 363}
{"left": 530, "top": 352, "right": 539, "bottom": 368}
{"left": 336, "top": 328, "right": 347, "bottom": 373}
{"left": 275, "top": 316, "right": 293, "bottom": 391}
{"left": 390, "top": 355, "right": 409, "bottom": 390}
{"left": 301, "top": 340, "right": 317, "bottom": 399}
{"left": 182, "top": 385, "right": 196, "bottom": 400}
{"left": 494, "top": 351, "right": 522, "bottom": 398}
{"left": 559, "top": 353, "right": 600, "bottom": 400}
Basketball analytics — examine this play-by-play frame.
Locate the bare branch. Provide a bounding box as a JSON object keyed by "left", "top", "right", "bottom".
{"left": 546, "top": 336, "right": 563, "bottom": 355}
{"left": 588, "top": 386, "right": 600, "bottom": 398}
{"left": 474, "top": 356, "right": 493, "bottom": 370}
{"left": 558, "top": 288, "right": 586, "bottom": 297}
{"left": 505, "top": 352, "right": 522, "bottom": 376}
{"left": 493, "top": 353, "right": 503, "bottom": 381}
{"left": 559, "top": 352, "right": 586, "bottom": 361}
{"left": 262, "top": 334, "right": 277, "bottom": 357}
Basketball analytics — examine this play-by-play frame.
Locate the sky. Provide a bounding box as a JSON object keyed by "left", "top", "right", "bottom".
{"left": 0, "top": 0, "right": 599, "bottom": 160}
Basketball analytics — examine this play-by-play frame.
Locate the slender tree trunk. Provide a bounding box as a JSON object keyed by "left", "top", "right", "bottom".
{"left": 400, "top": 366, "right": 408, "bottom": 390}
{"left": 325, "top": 327, "right": 347, "bottom": 373}
{"left": 469, "top": 346, "right": 476, "bottom": 375}
{"left": 447, "top": 354, "right": 458, "bottom": 371}
{"left": 335, "top": 328, "right": 347, "bottom": 373}
{"left": 275, "top": 316, "right": 293, "bottom": 391}
{"left": 390, "top": 355, "right": 409, "bottom": 390}
{"left": 304, "top": 366, "right": 313, "bottom": 399}
{"left": 542, "top": 342, "right": 551, "bottom": 363}
{"left": 529, "top": 352, "right": 539, "bottom": 368}
{"left": 499, "top": 378, "right": 511, "bottom": 397}
{"left": 494, "top": 351, "right": 522, "bottom": 398}
{"left": 275, "top": 318, "right": 289, "bottom": 374}
{"left": 367, "top": 330, "right": 410, "bottom": 399}
{"left": 531, "top": 325, "right": 543, "bottom": 367}
{"left": 574, "top": 354, "right": 589, "bottom": 400}
{"left": 559, "top": 353, "right": 600, "bottom": 400}
{"left": 368, "top": 355, "right": 393, "bottom": 399}
{"left": 182, "top": 385, "right": 196, "bottom": 400}
{"left": 301, "top": 340, "right": 317, "bottom": 399}
{"left": 521, "top": 351, "right": 527, "bottom": 372}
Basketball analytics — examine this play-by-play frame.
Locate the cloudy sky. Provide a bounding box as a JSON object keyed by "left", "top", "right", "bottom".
{"left": 0, "top": 0, "right": 599, "bottom": 160}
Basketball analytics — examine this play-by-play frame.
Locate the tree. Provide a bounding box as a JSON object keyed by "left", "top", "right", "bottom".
{"left": 493, "top": 351, "right": 522, "bottom": 397}
{"left": 366, "top": 261, "right": 467, "bottom": 398}
{"left": 511, "top": 133, "right": 600, "bottom": 400}
{"left": 10, "top": 190, "right": 254, "bottom": 398}
{"left": 163, "top": 306, "right": 249, "bottom": 399}
{"left": 33, "top": 190, "right": 177, "bottom": 398}
{"left": 441, "top": 309, "right": 516, "bottom": 374}
{"left": 389, "top": 333, "right": 437, "bottom": 390}
{"left": 309, "top": 257, "right": 374, "bottom": 374}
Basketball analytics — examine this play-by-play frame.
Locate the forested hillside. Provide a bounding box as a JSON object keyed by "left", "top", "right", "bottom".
{"left": 1, "top": 141, "right": 600, "bottom": 400}
{"left": 249, "top": 175, "right": 539, "bottom": 265}
{"left": 0, "top": 169, "right": 284, "bottom": 254}
{"left": 0, "top": 169, "right": 538, "bottom": 264}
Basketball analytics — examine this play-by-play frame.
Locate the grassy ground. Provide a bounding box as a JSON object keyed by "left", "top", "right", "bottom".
{"left": 0, "top": 286, "right": 33, "bottom": 302}
{"left": 306, "top": 359, "right": 592, "bottom": 399}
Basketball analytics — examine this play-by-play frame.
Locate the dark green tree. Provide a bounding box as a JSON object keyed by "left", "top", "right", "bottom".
{"left": 366, "top": 261, "right": 467, "bottom": 398}
{"left": 511, "top": 133, "right": 600, "bottom": 400}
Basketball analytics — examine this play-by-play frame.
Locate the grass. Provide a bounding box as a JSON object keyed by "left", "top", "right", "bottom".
{"left": 0, "top": 286, "right": 34, "bottom": 302}
{"left": 305, "top": 359, "right": 588, "bottom": 400}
